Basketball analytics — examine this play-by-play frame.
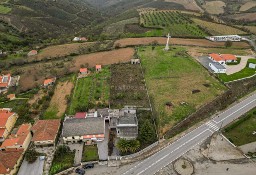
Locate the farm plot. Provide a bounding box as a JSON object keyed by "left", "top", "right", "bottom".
{"left": 239, "top": 25, "right": 256, "bottom": 34}
{"left": 192, "top": 18, "right": 247, "bottom": 35}
{"left": 140, "top": 11, "right": 207, "bottom": 37}
{"left": 102, "top": 17, "right": 139, "bottom": 36}
{"left": 138, "top": 46, "right": 226, "bottom": 135}
{"left": 110, "top": 63, "right": 149, "bottom": 108}
{"left": 202, "top": 1, "right": 226, "bottom": 14}
{"left": 44, "top": 75, "right": 75, "bottom": 119}
{"left": 68, "top": 67, "right": 110, "bottom": 114}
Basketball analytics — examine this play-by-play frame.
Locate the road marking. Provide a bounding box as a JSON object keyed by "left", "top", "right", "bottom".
{"left": 122, "top": 94, "right": 256, "bottom": 175}
{"left": 217, "top": 98, "right": 256, "bottom": 124}
{"left": 136, "top": 129, "right": 211, "bottom": 175}
{"left": 206, "top": 121, "right": 219, "bottom": 131}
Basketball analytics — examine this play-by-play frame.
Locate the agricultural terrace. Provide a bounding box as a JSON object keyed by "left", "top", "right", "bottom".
{"left": 239, "top": 25, "right": 256, "bottom": 34}
{"left": 110, "top": 63, "right": 149, "bottom": 108}
{"left": 140, "top": 11, "right": 207, "bottom": 37}
{"left": 68, "top": 67, "right": 110, "bottom": 114}
{"left": 218, "top": 59, "right": 256, "bottom": 82}
{"left": 44, "top": 75, "right": 75, "bottom": 119}
{"left": 224, "top": 107, "right": 256, "bottom": 146}
{"left": 192, "top": 18, "right": 247, "bottom": 35}
{"left": 0, "top": 5, "right": 11, "bottom": 14}
{"left": 138, "top": 46, "right": 226, "bottom": 135}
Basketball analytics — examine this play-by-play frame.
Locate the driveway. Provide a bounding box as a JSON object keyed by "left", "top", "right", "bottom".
{"left": 226, "top": 56, "right": 256, "bottom": 75}
{"left": 18, "top": 157, "right": 44, "bottom": 175}
{"left": 198, "top": 56, "right": 214, "bottom": 73}
{"left": 68, "top": 143, "right": 84, "bottom": 165}
{"left": 97, "top": 123, "right": 109, "bottom": 160}
{"left": 35, "top": 146, "right": 55, "bottom": 175}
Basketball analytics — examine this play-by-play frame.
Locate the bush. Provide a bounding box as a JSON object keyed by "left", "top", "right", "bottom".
{"left": 25, "top": 149, "right": 40, "bottom": 163}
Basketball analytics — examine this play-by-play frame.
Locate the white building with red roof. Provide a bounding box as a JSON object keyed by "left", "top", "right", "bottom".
{"left": 95, "top": 65, "right": 102, "bottom": 72}
{"left": 27, "top": 50, "right": 38, "bottom": 56}
{"left": 209, "top": 53, "right": 237, "bottom": 65}
{"left": 79, "top": 68, "right": 88, "bottom": 74}
{"left": 0, "top": 74, "right": 12, "bottom": 93}
{"left": 43, "top": 77, "right": 56, "bottom": 87}
{"left": 0, "top": 109, "right": 18, "bottom": 142}
{"left": 0, "top": 123, "right": 32, "bottom": 151}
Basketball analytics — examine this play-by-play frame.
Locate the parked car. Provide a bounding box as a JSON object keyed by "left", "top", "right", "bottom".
{"left": 75, "top": 168, "right": 85, "bottom": 175}
{"left": 83, "top": 163, "right": 94, "bottom": 169}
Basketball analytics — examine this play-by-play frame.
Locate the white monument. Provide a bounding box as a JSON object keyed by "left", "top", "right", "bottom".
{"left": 164, "top": 33, "right": 171, "bottom": 51}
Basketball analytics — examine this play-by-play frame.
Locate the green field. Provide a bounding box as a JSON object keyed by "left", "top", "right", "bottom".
{"left": 68, "top": 67, "right": 110, "bottom": 114}
{"left": 140, "top": 11, "right": 207, "bottom": 37}
{"left": 224, "top": 107, "right": 256, "bottom": 146}
{"left": 0, "top": 5, "right": 11, "bottom": 14}
{"left": 219, "top": 59, "right": 256, "bottom": 82}
{"left": 138, "top": 46, "right": 226, "bottom": 135}
{"left": 82, "top": 145, "right": 99, "bottom": 162}
{"left": 50, "top": 151, "right": 75, "bottom": 175}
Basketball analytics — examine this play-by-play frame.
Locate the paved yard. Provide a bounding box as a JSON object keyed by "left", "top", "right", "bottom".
{"left": 69, "top": 143, "right": 84, "bottom": 165}
{"left": 97, "top": 123, "right": 109, "bottom": 160}
{"left": 197, "top": 56, "right": 214, "bottom": 73}
{"left": 18, "top": 157, "right": 44, "bottom": 175}
{"left": 35, "top": 147, "right": 55, "bottom": 175}
{"left": 226, "top": 56, "right": 256, "bottom": 75}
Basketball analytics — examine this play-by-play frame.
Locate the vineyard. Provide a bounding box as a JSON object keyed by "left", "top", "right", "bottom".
{"left": 192, "top": 18, "right": 247, "bottom": 35}
{"left": 139, "top": 11, "right": 207, "bottom": 37}
{"left": 68, "top": 67, "right": 110, "bottom": 114}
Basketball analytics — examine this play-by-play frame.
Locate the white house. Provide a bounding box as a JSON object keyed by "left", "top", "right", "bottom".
{"left": 209, "top": 53, "right": 237, "bottom": 65}
{"left": 73, "top": 37, "right": 80, "bottom": 42}
{"left": 206, "top": 35, "right": 241, "bottom": 42}
{"left": 209, "top": 62, "right": 226, "bottom": 73}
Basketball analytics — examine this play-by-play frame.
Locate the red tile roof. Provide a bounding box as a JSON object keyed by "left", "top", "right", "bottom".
{"left": 0, "top": 109, "right": 15, "bottom": 128}
{"left": 7, "top": 94, "right": 15, "bottom": 100}
{"left": 209, "top": 53, "right": 223, "bottom": 62}
{"left": 80, "top": 68, "right": 88, "bottom": 73}
{"left": 0, "top": 150, "right": 23, "bottom": 174}
{"left": 83, "top": 134, "right": 104, "bottom": 139}
{"left": 0, "top": 128, "right": 5, "bottom": 137}
{"left": 31, "top": 119, "right": 60, "bottom": 142}
{"left": 28, "top": 50, "right": 37, "bottom": 55}
{"left": 43, "top": 77, "right": 56, "bottom": 86}
{"left": 221, "top": 54, "right": 237, "bottom": 61}
{"left": 0, "top": 124, "right": 31, "bottom": 148}
{"left": 96, "top": 65, "right": 102, "bottom": 69}
{"left": 74, "top": 112, "right": 86, "bottom": 119}
{"left": 0, "top": 74, "right": 11, "bottom": 88}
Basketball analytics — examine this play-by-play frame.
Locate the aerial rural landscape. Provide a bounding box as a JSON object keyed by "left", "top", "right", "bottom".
{"left": 0, "top": 0, "right": 256, "bottom": 175}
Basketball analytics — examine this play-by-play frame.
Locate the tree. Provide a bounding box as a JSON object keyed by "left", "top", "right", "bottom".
{"left": 25, "top": 149, "right": 40, "bottom": 163}
{"left": 225, "top": 41, "right": 233, "bottom": 48}
{"left": 117, "top": 139, "right": 140, "bottom": 154}
{"left": 139, "top": 119, "right": 156, "bottom": 144}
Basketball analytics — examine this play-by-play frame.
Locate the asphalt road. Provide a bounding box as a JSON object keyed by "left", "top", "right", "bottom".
{"left": 122, "top": 93, "right": 256, "bottom": 175}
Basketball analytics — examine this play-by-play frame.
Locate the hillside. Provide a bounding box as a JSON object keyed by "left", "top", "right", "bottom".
{"left": 0, "top": 0, "right": 102, "bottom": 41}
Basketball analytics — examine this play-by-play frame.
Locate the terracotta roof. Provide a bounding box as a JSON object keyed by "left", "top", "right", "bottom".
{"left": 0, "top": 150, "right": 23, "bottom": 174}
{"left": 31, "top": 119, "right": 60, "bottom": 142}
{"left": 74, "top": 112, "right": 86, "bottom": 119}
{"left": 28, "top": 50, "right": 37, "bottom": 55}
{"left": 0, "top": 124, "right": 31, "bottom": 148}
{"left": 0, "top": 74, "right": 11, "bottom": 88}
{"left": 7, "top": 94, "right": 15, "bottom": 100}
{"left": 96, "top": 65, "right": 102, "bottom": 69}
{"left": 80, "top": 68, "right": 88, "bottom": 73}
{"left": 83, "top": 134, "right": 104, "bottom": 139}
{"left": 209, "top": 53, "right": 223, "bottom": 62}
{"left": 0, "top": 109, "right": 15, "bottom": 128}
{"left": 221, "top": 54, "right": 237, "bottom": 61}
{"left": 0, "top": 128, "right": 5, "bottom": 137}
{"left": 43, "top": 77, "right": 56, "bottom": 86}
{"left": 80, "top": 37, "right": 87, "bottom": 41}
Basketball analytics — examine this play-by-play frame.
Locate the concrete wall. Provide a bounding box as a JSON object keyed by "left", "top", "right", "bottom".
{"left": 4, "top": 114, "right": 18, "bottom": 138}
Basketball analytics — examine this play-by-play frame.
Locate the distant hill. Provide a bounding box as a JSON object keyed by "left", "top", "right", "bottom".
{"left": 0, "top": 0, "right": 103, "bottom": 41}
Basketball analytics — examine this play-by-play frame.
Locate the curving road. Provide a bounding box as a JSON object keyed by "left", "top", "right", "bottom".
{"left": 122, "top": 93, "right": 256, "bottom": 175}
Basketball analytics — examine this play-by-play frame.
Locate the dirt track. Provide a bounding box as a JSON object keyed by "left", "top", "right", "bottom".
{"left": 115, "top": 37, "right": 250, "bottom": 48}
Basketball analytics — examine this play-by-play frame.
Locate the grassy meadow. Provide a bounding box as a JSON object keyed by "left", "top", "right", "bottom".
{"left": 138, "top": 46, "right": 226, "bottom": 135}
